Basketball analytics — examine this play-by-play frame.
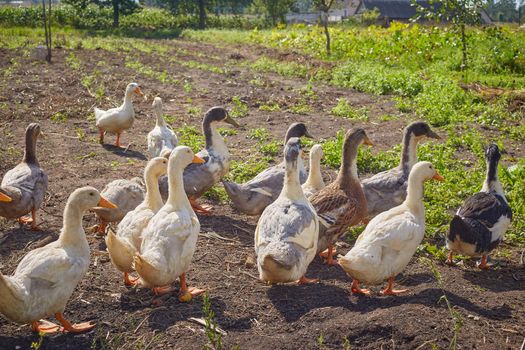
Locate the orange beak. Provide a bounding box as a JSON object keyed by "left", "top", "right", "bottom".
{"left": 363, "top": 137, "right": 374, "bottom": 146}
{"left": 192, "top": 155, "right": 206, "bottom": 164}
{"left": 98, "top": 196, "right": 117, "bottom": 209}
{"left": 0, "top": 192, "right": 12, "bottom": 202}
{"left": 134, "top": 87, "right": 145, "bottom": 96}
{"left": 432, "top": 171, "right": 445, "bottom": 181}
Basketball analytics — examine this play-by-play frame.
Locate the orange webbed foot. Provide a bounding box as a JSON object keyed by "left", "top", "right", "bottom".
{"left": 55, "top": 313, "right": 95, "bottom": 333}
{"left": 297, "top": 276, "right": 319, "bottom": 285}
{"left": 350, "top": 280, "right": 371, "bottom": 296}
{"left": 152, "top": 285, "right": 176, "bottom": 296}
{"left": 31, "top": 320, "right": 63, "bottom": 334}
{"left": 189, "top": 198, "right": 213, "bottom": 215}
{"left": 477, "top": 255, "right": 489, "bottom": 270}
{"left": 123, "top": 272, "right": 139, "bottom": 286}
{"left": 319, "top": 247, "right": 338, "bottom": 265}
{"left": 380, "top": 288, "right": 408, "bottom": 296}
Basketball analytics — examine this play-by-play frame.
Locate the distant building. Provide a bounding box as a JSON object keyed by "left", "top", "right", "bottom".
{"left": 355, "top": 0, "right": 492, "bottom": 26}
{"left": 286, "top": 0, "right": 360, "bottom": 24}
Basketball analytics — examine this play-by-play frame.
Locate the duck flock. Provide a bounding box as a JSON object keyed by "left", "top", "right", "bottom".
{"left": 0, "top": 82, "right": 513, "bottom": 333}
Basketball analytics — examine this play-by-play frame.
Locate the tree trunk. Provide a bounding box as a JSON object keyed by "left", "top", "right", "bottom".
{"left": 198, "top": 0, "right": 206, "bottom": 30}
{"left": 323, "top": 12, "right": 330, "bottom": 56}
{"left": 112, "top": 0, "right": 119, "bottom": 27}
{"left": 460, "top": 23, "right": 467, "bottom": 71}
{"left": 47, "top": 0, "right": 51, "bottom": 62}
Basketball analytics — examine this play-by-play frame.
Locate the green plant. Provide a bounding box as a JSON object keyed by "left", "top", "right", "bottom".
{"left": 31, "top": 333, "right": 45, "bottom": 350}
{"left": 423, "top": 258, "right": 463, "bottom": 350}
{"left": 258, "top": 101, "right": 281, "bottom": 112}
{"left": 66, "top": 52, "right": 80, "bottom": 70}
{"left": 187, "top": 106, "right": 202, "bottom": 117}
{"left": 230, "top": 96, "right": 248, "bottom": 118}
{"left": 331, "top": 98, "right": 368, "bottom": 121}
{"left": 247, "top": 128, "right": 270, "bottom": 141}
{"left": 178, "top": 125, "right": 204, "bottom": 153}
{"left": 203, "top": 293, "right": 222, "bottom": 350}
{"left": 50, "top": 111, "right": 68, "bottom": 123}
{"left": 183, "top": 80, "right": 193, "bottom": 93}
{"left": 288, "top": 99, "right": 312, "bottom": 114}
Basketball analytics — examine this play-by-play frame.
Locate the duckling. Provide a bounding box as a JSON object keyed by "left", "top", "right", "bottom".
{"left": 309, "top": 129, "right": 373, "bottom": 265}
{"left": 0, "top": 123, "right": 47, "bottom": 230}
{"left": 0, "top": 186, "right": 116, "bottom": 333}
{"left": 222, "top": 122, "right": 313, "bottom": 216}
{"left": 447, "top": 144, "right": 512, "bottom": 269}
{"left": 302, "top": 144, "right": 325, "bottom": 198}
{"left": 362, "top": 121, "right": 440, "bottom": 218}
{"left": 106, "top": 157, "right": 168, "bottom": 286}
{"left": 95, "top": 82, "right": 144, "bottom": 147}
{"left": 159, "top": 107, "right": 239, "bottom": 214}
{"left": 339, "top": 162, "right": 444, "bottom": 295}
{"left": 147, "top": 97, "right": 178, "bottom": 159}
{"left": 134, "top": 146, "right": 206, "bottom": 304}
{"left": 255, "top": 137, "right": 319, "bottom": 284}
{"left": 91, "top": 178, "right": 144, "bottom": 234}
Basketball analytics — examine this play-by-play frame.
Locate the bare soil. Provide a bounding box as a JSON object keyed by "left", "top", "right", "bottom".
{"left": 0, "top": 37, "right": 523, "bottom": 350}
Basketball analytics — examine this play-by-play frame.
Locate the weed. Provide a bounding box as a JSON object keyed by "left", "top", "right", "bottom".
{"left": 203, "top": 293, "right": 222, "bottom": 350}
{"left": 187, "top": 106, "right": 202, "bottom": 117}
{"left": 217, "top": 127, "right": 237, "bottom": 137}
{"left": 259, "top": 140, "right": 280, "bottom": 156}
{"left": 66, "top": 52, "right": 80, "bottom": 70}
{"left": 75, "top": 128, "right": 86, "bottom": 141}
{"left": 230, "top": 96, "right": 248, "bottom": 118}
{"left": 247, "top": 128, "right": 270, "bottom": 141}
{"left": 50, "top": 111, "right": 68, "bottom": 123}
{"left": 249, "top": 75, "right": 265, "bottom": 87}
{"left": 178, "top": 125, "right": 204, "bottom": 153}
{"left": 288, "top": 99, "right": 312, "bottom": 114}
{"left": 422, "top": 258, "right": 463, "bottom": 350}
{"left": 331, "top": 98, "right": 368, "bottom": 121}
{"left": 258, "top": 101, "right": 281, "bottom": 112}
{"left": 31, "top": 333, "right": 45, "bottom": 349}
{"left": 183, "top": 80, "right": 193, "bottom": 93}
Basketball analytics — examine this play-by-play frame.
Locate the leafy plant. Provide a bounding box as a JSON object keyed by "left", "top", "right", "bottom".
{"left": 331, "top": 98, "right": 368, "bottom": 121}
{"left": 202, "top": 293, "right": 222, "bottom": 350}
{"left": 230, "top": 96, "right": 248, "bottom": 118}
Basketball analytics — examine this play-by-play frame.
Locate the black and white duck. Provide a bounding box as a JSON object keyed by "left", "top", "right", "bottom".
{"left": 222, "top": 122, "right": 313, "bottom": 216}
{"left": 362, "top": 121, "right": 440, "bottom": 218}
{"left": 159, "top": 106, "right": 239, "bottom": 214}
{"left": 447, "top": 144, "right": 512, "bottom": 269}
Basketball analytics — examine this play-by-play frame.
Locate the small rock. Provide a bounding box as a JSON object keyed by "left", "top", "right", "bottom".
{"left": 245, "top": 254, "right": 256, "bottom": 268}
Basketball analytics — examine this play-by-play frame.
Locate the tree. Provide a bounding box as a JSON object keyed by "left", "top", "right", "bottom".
{"left": 313, "top": 0, "right": 336, "bottom": 56}
{"left": 262, "top": 0, "right": 296, "bottom": 25}
{"left": 415, "top": 0, "right": 485, "bottom": 74}
{"left": 42, "top": 0, "right": 52, "bottom": 62}
{"left": 62, "top": 0, "right": 140, "bottom": 27}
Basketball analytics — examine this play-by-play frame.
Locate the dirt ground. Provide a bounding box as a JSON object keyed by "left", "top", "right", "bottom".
{"left": 0, "top": 36, "right": 524, "bottom": 350}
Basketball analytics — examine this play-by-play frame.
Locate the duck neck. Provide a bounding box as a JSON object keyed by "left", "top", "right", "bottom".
{"left": 23, "top": 130, "right": 38, "bottom": 165}
{"left": 144, "top": 172, "right": 164, "bottom": 211}
{"left": 281, "top": 159, "right": 307, "bottom": 202}
{"left": 482, "top": 157, "right": 505, "bottom": 198}
{"left": 400, "top": 131, "right": 418, "bottom": 173}
{"left": 155, "top": 108, "right": 166, "bottom": 128}
{"left": 305, "top": 155, "right": 322, "bottom": 187}
{"left": 337, "top": 143, "right": 359, "bottom": 184}
{"left": 203, "top": 120, "right": 228, "bottom": 158}
{"left": 167, "top": 166, "right": 192, "bottom": 211}
{"left": 59, "top": 205, "right": 88, "bottom": 248}
{"left": 123, "top": 92, "right": 134, "bottom": 109}
{"left": 404, "top": 175, "right": 425, "bottom": 216}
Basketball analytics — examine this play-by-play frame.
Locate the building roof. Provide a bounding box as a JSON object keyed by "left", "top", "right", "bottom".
{"left": 360, "top": 0, "right": 440, "bottom": 19}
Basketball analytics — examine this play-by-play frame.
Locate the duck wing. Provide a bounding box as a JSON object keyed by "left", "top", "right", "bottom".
{"left": 362, "top": 167, "right": 407, "bottom": 216}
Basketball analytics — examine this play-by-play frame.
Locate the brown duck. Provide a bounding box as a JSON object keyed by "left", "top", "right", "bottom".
{"left": 309, "top": 128, "right": 373, "bottom": 265}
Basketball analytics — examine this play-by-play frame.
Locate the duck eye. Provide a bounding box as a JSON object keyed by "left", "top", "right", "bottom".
{"left": 90, "top": 192, "right": 94, "bottom": 196}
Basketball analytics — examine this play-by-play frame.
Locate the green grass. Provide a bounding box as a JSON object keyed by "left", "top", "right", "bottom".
{"left": 331, "top": 98, "right": 369, "bottom": 121}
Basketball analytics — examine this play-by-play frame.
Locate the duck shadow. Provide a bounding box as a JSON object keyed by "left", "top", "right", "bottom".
{"left": 118, "top": 286, "right": 252, "bottom": 332}
{"left": 199, "top": 214, "right": 256, "bottom": 246}
{"left": 102, "top": 144, "right": 147, "bottom": 160}
{"left": 0, "top": 333, "right": 94, "bottom": 350}
{"left": 461, "top": 267, "right": 525, "bottom": 293}
{"left": 0, "top": 226, "right": 55, "bottom": 257}
{"left": 267, "top": 283, "right": 513, "bottom": 323}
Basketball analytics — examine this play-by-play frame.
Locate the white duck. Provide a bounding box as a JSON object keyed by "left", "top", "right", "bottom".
{"left": 302, "top": 144, "right": 325, "bottom": 198}
{"left": 147, "top": 97, "right": 178, "bottom": 158}
{"left": 339, "top": 162, "right": 444, "bottom": 296}
{"left": 95, "top": 82, "right": 144, "bottom": 147}
{"left": 255, "top": 138, "right": 319, "bottom": 284}
{"left": 0, "top": 186, "right": 116, "bottom": 333}
{"left": 134, "top": 146, "right": 206, "bottom": 303}
{"left": 106, "top": 157, "right": 168, "bottom": 286}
